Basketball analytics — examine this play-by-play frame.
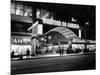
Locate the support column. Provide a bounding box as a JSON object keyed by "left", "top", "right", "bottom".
{"left": 31, "top": 37, "right": 36, "bottom": 56}
{"left": 68, "top": 39, "right": 72, "bottom": 51}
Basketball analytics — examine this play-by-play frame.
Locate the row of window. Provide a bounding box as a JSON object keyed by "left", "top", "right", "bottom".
{"left": 11, "top": 2, "right": 54, "bottom": 19}
{"left": 36, "top": 9, "right": 53, "bottom": 19}
{"left": 11, "top": 2, "right": 32, "bottom": 17}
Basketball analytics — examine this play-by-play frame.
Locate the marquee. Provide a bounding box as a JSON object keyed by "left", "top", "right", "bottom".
{"left": 42, "top": 19, "right": 79, "bottom": 29}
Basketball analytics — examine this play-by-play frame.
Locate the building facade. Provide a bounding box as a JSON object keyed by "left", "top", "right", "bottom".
{"left": 11, "top": 1, "right": 95, "bottom": 56}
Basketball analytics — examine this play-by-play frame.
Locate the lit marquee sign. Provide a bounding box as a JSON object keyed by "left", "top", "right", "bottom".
{"left": 67, "top": 23, "right": 79, "bottom": 29}
{"left": 11, "top": 37, "right": 31, "bottom": 44}
{"left": 42, "top": 19, "right": 79, "bottom": 29}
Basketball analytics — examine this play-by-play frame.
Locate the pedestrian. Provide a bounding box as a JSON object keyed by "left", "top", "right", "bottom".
{"left": 11, "top": 50, "right": 14, "bottom": 58}
{"left": 19, "top": 50, "right": 23, "bottom": 60}
{"left": 59, "top": 49, "right": 62, "bottom": 56}
{"left": 26, "top": 48, "right": 30, "bottom": 59}
{"left": 61, "top": 49, "right": 64, "bottom": 56}
{"left": 36, "top": 45, "right": 38, "bottom": 56}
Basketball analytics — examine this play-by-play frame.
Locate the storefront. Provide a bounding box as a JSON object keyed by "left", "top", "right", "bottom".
{"left": 32, "top": 27, "right": 96, "bottom": 55}
{"left": 11, "top": 1, "right": 96, "bottom": 56}
{"left": 11, "top": 36, "right": 31, "bottom": 56}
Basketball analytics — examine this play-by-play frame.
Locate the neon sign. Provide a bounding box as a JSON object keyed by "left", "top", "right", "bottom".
{"left": 42, "top": 19, "right": 79, "bottom": 29}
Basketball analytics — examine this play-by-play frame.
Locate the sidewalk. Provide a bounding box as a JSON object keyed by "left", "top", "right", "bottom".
{"left": 11, "top": 52, "right": 94, "bottom": 61}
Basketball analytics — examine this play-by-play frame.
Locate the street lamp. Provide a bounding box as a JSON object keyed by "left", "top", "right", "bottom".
{"left": 84, "top": 21, "right": 89, "bottom": 52}
{"left": 71, "top": 17, "right": 77, "bottom": 22}
{"left": 48, "top": 36, "right": 51, "bottom": 39}
{"left": 86, "top": 22, "right": 89, "bottom": 25}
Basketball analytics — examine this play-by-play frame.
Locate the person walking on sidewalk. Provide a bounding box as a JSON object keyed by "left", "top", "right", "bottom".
{"left": 26, "top": 48, "right": 30, "bottom": 59}
{"left": 19, "top": 50, "right": 23, "bottom": 60}
{"left": 11, "top": 50, "right": 14, "bottom": 58}
{"left": 61, "top": 49, "right": 64, "bottom": 56}
{"left": 59, "top": 49, "right": 62, "bottom": 56}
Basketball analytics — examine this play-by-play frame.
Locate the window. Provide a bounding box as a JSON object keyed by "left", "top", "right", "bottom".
{"left": 11, "top": 2, "right": 15, "bottom": 14}
{"left": 40, "top": 9, "right": 48, "bottom": 19}
{"left": 36, "top": 9, "right": 41, "bottom": 18}
{"left": 16, "top": 3, "right": 24, "bottom": 16}
{"left": 11, "top": 2, "right": 32, "bottom": 17}
{"left": 36, "top": 9, "right": 53, "bottom": 19}
{"left": 24, "top": 6, "right": 32, "bottom": 17}
{"left": 11, "top": 21, "right": 32, "bottom": 33}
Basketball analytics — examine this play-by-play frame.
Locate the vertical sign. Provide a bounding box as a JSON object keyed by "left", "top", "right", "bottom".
{"left": 32, "top": 24, "right": 38, "bottom": 35}
{"left": 32, "top": 24, "right": 43, "bottom": 35}
{"left": 37, "top": 24, "right": 43, "bottom": 34}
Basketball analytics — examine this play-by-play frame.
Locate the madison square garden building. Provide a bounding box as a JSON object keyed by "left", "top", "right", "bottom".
{"left": 11, "top": 1, "right": 96, "bottom": 56}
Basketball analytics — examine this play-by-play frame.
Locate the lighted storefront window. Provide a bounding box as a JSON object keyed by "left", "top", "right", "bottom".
{"left": 11, "top": 2, "right": 15, "bottom": 14}
{"left": 72, "top": 44, "right": 85, "bottom": 49}
{"left": 11, "top": 36, "right": 31, "bottom": 55}
{"left": 11, "top": 45, "right": 31, "bottom": 55}
{"left": 87, "top": 45, "right": 96, "bottom": 51}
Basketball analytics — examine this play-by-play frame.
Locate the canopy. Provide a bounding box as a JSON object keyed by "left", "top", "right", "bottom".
{"left": 44, "top": 27, "right": 79, "bottom": 43}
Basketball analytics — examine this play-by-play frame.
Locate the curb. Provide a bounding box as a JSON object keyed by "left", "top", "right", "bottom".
{"left": 11, "top": 52, "right": 95, "bottom": 61}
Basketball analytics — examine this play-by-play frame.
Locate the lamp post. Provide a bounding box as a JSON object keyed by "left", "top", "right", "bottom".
{"left": 84, "top": 21, "right": 89, "bottom": 52}
{"left": 28, "top": 21, "right": 39, "bottom": 56}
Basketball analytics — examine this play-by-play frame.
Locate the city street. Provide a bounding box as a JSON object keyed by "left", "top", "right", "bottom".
{"left": 11, "top": 53, "right": 95, "bottom": 74}
{"left": 10, "top": 1, "right": 96, "bottom": 75}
